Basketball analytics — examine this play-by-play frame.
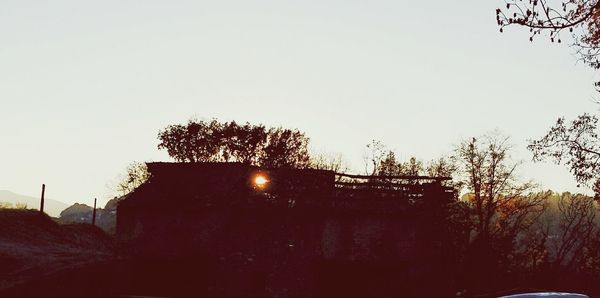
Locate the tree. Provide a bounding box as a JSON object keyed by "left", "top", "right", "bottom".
{"left": 427, "top": 157, "right": 458, "bottom": 178}
{"left": 377, "top": 150, "right": 402, "bottom": 176}
{"left": 363, "top": 139, "right": 386, "bottom": 175}
{"left": 377, "top": 153, "right": 425, "bottom": 177}
{"left": 157, "top": 119, "right": 224, "bottom": 163}
{"left": 513, "top": 192, "right": 553, "bottom": 272}
{"left": 116, "top": 161, "right": 150, "bottom": 196}
{"left": 399, "top": 157, "right": 424, "bottom": 176}
{"left": 549, "top": 192, "right": 597, "bottom": 270}
{"left": 258, "top": 127, "right": 311, "bottom": 168}
{"left": 454, "top": 134, "right": 548, "bottom": 291}
{"left": 427, "top": 156, "right": 464, "bottom": 192}
{"left": 157, "top": 119, "right": 311, "bottom": 168}
{"left": 221, "top": 121, "right": 267, "bottom": 164}
{"left": 371, "top": 146, "right": 462, "bottom": 193}
{"left": 456, "top": 135, "right": 544, "bottom": 241}
{"left": 497, "top": 0, "right": 600, "bottom": 88}
{"left": 514, "top": 191, "right": 599, "bottom": 275}
{"left": 528, "top": 113, "right": 600, "bottom": 187}
{"left": 372, "top": 146, "right": 458, "bottom": 180}
{"left": 309, "top": 152, "right": 349, "bottom": 173}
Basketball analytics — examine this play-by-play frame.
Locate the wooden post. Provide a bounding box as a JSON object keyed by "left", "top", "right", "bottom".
{"left": 92, "top": 198, "right": 97, "bottom": 226}
{"left": 40, "top": 184, "right": 45, "bottom": 214}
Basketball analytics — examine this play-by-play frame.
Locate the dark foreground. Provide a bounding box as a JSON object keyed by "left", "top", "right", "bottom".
{"left": 0, "top": 209, "right": 597, "bottom": 298}
{"left": 1, "top": 256, "right": 597, "bottom": 298}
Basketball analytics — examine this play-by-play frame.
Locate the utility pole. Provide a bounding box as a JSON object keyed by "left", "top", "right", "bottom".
{"left": 92, "top": 198, "right": 97, "bottom": 226}
{"left": 40, "top": 184, "right": 45, "bottom": 214}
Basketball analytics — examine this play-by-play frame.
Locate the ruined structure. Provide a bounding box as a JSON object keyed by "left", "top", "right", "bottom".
{"left": 117, "top": 162, "right": 456, "bottom": 297}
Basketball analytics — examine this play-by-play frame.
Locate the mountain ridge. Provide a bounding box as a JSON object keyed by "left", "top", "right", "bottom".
{"left": 0, "top": 190, "right": 69, "bottom": 217}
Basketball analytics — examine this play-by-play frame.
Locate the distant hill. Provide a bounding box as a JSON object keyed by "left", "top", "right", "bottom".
{"left": 59, "top": 203, "right": 94, "bottom": 222}
{"left": 0, "top": 190, "right": 69, "bottom": 217}
{"left": 58, "top": 197, "right": 121, "bottom": 233}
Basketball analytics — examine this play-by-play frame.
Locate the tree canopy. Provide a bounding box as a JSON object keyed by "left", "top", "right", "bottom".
{"left": 157, "top": 119, "right": 311, "bottom": 169}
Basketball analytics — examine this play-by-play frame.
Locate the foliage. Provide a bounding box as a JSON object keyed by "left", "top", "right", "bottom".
{"left": 157, "top": 119, "right": 225, "bottom": 163}
{"left": 363, "top": 139, "right": 386, "bottom": 175}
{"left": 157, "top": 119, "right": 310, "bottom": 168}
{"left": 363, "top": 141, "right": 459, "bottom": 179}
{"left": 510, "top": 191, "right": 600, "bottom": 277}
{"left": 14, "top": 203, "right": 27, "bottom": 209}
{"left": 309, "top": 152, "right": 349, "bottom": 173}
{"left": 221, "top": 121, "right": 267, "bottom": 164}
{"left": 377, "top": 153, "right": 424, "bottom": 177}
{"left": 259, "top": 127, "right": 310, "bottom": 168}
{"left": 550, "top": 192, "right": 597, "bottom": 268}
{"left": 116, "top": 161, "right": 150, "bottom": 196}
{"left": 450, "top": 133, "right": 550, "bottom": 292}
{"left": 427, "top": 156, "right": 464, "bottom": 191}
{"left": 497, "top": 0, "right": 600, "bottom": 88}
{"left": 448, "top": 133, "right": 600, "bottom": 293}
{"left": 529, "top": 113, "right": 600, "bottom": 187}
{"left": 455, "top": 134, "right": 543, "bottom": 240}
{"left": 448, "top": 132, "right": 600, "bottom": 292}
{"left": 353, "top": 135, "right": 600, "bottom": 294}
{"left": 0, "top": 202, "right": 27, "bottom": 209}
{"left": 376, "top": 150, "right": 400, "bottom": 176}
{"left": 141, "top": 121, "right": 600, "bottom": 293}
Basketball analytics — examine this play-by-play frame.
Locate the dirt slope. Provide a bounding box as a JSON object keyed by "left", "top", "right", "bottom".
{"left": 0, "top": 209, "right": 115, "bottom": 292}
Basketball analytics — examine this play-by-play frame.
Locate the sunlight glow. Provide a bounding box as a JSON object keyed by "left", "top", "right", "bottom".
{"left": 254, "top": 175, "right": 269, "bottom": 188}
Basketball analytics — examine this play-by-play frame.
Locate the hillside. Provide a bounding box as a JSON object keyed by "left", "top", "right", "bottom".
{"left": 0, "top": 190, "right": 69, "bottom": 217}
{"left": 0, "top": 209, "right": 115, "bottom": 293}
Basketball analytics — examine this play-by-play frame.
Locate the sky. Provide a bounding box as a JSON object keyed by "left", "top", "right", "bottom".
{"left": 1, "top": 0, "right": 599, "bottom": 207}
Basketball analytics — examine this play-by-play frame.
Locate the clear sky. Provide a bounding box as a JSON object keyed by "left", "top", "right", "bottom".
{"left": 1, "top": 0, "right": 599, "bottom": 207}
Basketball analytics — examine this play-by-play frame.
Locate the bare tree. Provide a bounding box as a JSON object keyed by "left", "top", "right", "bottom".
{"left": 549, "top": 193, "right": 597, "bottom": 270}
{"left": 497, "top": 0, "right": 600, "bottom": 89}
{"left": 363, "top": 140, "right": 386, "bottom": 175}
{"left": 116, "top": 161, "right": 150, "bottom": 196}
{"left": 309, "top": 152, "right": 349, "bottom": 173}
{"left": 455, "top": 134, "right": 549, "bottom": 291}
{"left": 529, "top": 114, "right": 600, "bottom": 187}
{"left": 456, "top": 134, "right": 544, "bottom": 241}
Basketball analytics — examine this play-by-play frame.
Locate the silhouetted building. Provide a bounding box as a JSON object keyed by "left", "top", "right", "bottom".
{"left": 117, "top": 162, "right": 455, "bottom": 297}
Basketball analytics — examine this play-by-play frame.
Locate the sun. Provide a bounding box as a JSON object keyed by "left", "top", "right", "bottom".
{"left": 254, "top": 175, "right": 269, "bottom": 188}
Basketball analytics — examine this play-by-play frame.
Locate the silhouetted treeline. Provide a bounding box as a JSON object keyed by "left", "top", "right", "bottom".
{"left": 139, "top": 120, "right": 600, "bottom": 295}
{"left": 439, "top": 135, "right": 600, "bottom": 296}
{"left": 359, "top": 133, "right": 600, "bottom": 296}
{"left": 157, "top": 119, "right": 310, "bottom": 168}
